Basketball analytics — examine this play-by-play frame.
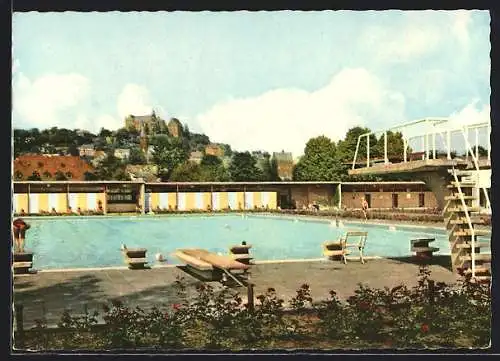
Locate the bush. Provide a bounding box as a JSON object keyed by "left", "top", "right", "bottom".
{"left": 18, "top": 266, "right": 490, "bottom": 351}
{"left": 15, "top": 206, "right": 452, "bottom": 224}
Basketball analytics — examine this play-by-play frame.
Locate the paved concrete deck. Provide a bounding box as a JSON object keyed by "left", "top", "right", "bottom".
{"left": 14, "top": 257, "right": 459, "bottom": 328}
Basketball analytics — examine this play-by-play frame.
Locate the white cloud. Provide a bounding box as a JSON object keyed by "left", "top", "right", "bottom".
{"left": 448, "top": 100, "right": 490, "bottom": 127}
{"left": 364, "top": 11, "right": 475, "bottom": 63}
{"left": 12, "top": 75, "right": 151, "bottom": 133}
{"left": 117, "top": 83, "right": 153, "bottom": 119}
{"left": 363, "top": 19, "right": 440, "bottom": 62}
{"left": 95, "top": 114, "right": 122, "bottom": 131}
{"left": 13, "top": 72, "right": 90, "bottom": 129}
{"left": 451, "top": 10, "right": 472, "bottom": 47}
{"left": 73, "top": 113, "right": 122, "bottom": 133}
{"left": 196, "top": 68, "right": 406, "bottom": 156}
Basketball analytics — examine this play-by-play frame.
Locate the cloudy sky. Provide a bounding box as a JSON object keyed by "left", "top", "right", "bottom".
{"left": 12, "top": 10, "right": 490, "bottom": 156}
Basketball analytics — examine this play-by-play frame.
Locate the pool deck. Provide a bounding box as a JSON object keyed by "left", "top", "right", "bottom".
{"left": 13, "top": 257, "right": 460, "bottom": 328}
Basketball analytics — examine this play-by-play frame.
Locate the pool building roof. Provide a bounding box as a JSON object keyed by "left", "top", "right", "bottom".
{"left": 13, "top": 180, "right": 426, "bottom": 185}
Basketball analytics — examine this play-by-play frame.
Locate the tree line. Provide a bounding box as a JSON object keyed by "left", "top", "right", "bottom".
{"left": 14, "top": 124, "right": 408, "bottom": 182}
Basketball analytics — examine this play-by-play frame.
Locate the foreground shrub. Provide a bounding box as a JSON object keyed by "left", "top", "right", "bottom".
{"left": 17, "top": 266, "right": 490, "bottom": 351}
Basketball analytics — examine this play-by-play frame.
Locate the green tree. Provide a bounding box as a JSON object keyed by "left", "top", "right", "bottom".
{"left": 228, "top": 152, "right": 263, "bottom": 181}
{"left": 293, "top": 136, "right": 344, "bottom": 181}
{"left": 98, "top": 127, "right": 113, "bottom": 138}
{"left": 114, "top": 128, "right": 134, "bottom": 147}
{"left": 336, "top": 127, "right": 379, "bottom": 165}
{"left": 203, "top": 166, "right": 230, "bottom": 181}
{"left": 200, "top": 154, "right": 230, "bottom": 181}
{"left": 169, "top": 161, "right": 204, "bottom": 181}
{"left": 182, "top": 123, "right": 189, "bottom": 139}
{"left": 188, "top": 132, "right": 210, "bottom": 152}
{"left": 260, "top": 152, "right": 280, "bottom": 181}
{"left": 114, "top": 168, "right": 131, "bottom": 181}
{"left": 51, "top": 128, "right": 73, "bottom": 147}
{"left": 94, "top": 152, "right": 127, "bottom": 180}
{"left": 13, "top": 129, "right": 28, "bottom": 157}
{"left": 220, "top": 143, "right": 232, "bottom": 157}
{"left": 269, "top": 156, "right": 280, "bottom": 181}
{"left": 68, "top": 143, "right": 79, "bottom": 156}
{"left": 151, "top": 135, "right": 188, "bottom": 180}
{"left": 373, "top": 131, "right": 406, "bottom": 161}
{"left": 476, "top": 145, "right": 488, "bottom": 157}
{"left": 74, "top": 129, "right": 96, "bottom": 146}
{"left": 128, "top": 147, "right": 147, "bottom": 165}
{"left": 200, "top": 154, "right": 221, "bottom": 167}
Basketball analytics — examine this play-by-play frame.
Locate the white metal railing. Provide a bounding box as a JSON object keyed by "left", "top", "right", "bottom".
{"left": 351, "top": 119, "right": 491, "bottom": 212}
{"left": 460, "top": 126, "right": 491, "bottom": 211}
{"left": 451, "top": 168, "right": 476, "bottom": 278}
{"left": 351, "top": 118, "right": 450, "bottom": 169}
{"left": 352, "top": 119, "right": 491, "bottom": 168}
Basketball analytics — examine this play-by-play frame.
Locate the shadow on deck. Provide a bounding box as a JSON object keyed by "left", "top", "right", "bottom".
{"left": 176, "top": 265, "right": 250, "bottom": 288}
{"left": 387, "top": 255, "right": 452, "bottom": 272}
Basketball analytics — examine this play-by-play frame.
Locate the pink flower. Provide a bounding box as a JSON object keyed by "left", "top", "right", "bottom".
{"left": 172, "top": 303, "right": 181, "bottom": 311}
{"left": 421, "top": 324, "right": 430, "bottom": 333}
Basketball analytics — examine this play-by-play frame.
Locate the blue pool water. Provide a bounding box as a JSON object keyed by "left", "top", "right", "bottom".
{"left": 24, "top": 214, "right": 459, "bottom": 270}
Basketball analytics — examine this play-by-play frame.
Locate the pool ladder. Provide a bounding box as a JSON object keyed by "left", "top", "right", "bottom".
{"left": 444, "top": 167, "right": 490, "bottom": 283}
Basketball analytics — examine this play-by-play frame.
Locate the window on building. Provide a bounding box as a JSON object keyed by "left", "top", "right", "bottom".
{"left": 419, "top": 193, "right": 425, "bottom": 208}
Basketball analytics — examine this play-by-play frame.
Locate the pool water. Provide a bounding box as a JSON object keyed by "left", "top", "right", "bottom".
{"left": 23, "top": 214, "right": 462, "bottom": 270}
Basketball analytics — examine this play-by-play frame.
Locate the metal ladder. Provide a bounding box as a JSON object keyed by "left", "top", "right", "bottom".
{"left": 445, "top": 167, "right": 490, "bottom": 282}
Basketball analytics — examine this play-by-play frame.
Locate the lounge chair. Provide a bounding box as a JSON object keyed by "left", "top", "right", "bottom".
{"left": 174, "top": 248, "right": 250, "bottom": 286}
{"left": 322, "top": 231, "right": 368, "bottom": 264}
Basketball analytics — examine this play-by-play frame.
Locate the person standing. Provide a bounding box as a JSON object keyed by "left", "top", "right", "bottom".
{"left": 12, "top": 218, "right": 30, "bottom": 253}
{"left": 361, "top": 197, "right": 369, "bottom": 220}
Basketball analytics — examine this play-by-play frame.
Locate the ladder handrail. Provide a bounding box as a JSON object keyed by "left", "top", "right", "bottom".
{"left": 451, "top": 167, "right": 476, "bottom": 278}
{"left": 442, "top": 198, "right": 451, "bottom": 216}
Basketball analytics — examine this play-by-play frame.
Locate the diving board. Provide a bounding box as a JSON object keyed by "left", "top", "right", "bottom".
{"left": 174, "top": 248, "right": 250, "bottom": 286}
{"left": 177, "top": 249, "right": 249, "bottom": 270}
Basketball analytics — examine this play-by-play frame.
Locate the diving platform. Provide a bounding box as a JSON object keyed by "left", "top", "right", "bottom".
{"left": 348, "top": 159, "right": 467, "bottom": 176}
{"left": 347, "top": 118, "right": 491, "bottom": 212}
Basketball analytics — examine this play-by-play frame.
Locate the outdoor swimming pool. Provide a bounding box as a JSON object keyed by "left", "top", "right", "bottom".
{"left": 22, "top": 214, "right": 468, "bottom": 270}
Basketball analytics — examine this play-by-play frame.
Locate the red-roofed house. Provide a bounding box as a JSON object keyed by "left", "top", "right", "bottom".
{"left": 13, "top": 155, "right": 95, "bottom": 181}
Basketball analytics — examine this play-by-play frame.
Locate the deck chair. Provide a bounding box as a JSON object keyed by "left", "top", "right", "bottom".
{"left": 323, "top": 231, "right": 368, "bottom": 264}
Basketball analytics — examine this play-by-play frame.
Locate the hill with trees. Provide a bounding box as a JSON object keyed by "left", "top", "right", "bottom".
{"left": 13, "top": 120, "right": 408, "bottom": 182}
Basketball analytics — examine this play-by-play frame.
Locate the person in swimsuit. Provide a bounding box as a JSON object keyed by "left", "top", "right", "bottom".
{"left": 12, "top": 218, "right": 30, "bottom": 253}
{"left": 361, "top": 197, "right": 369, "bottom": 220}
